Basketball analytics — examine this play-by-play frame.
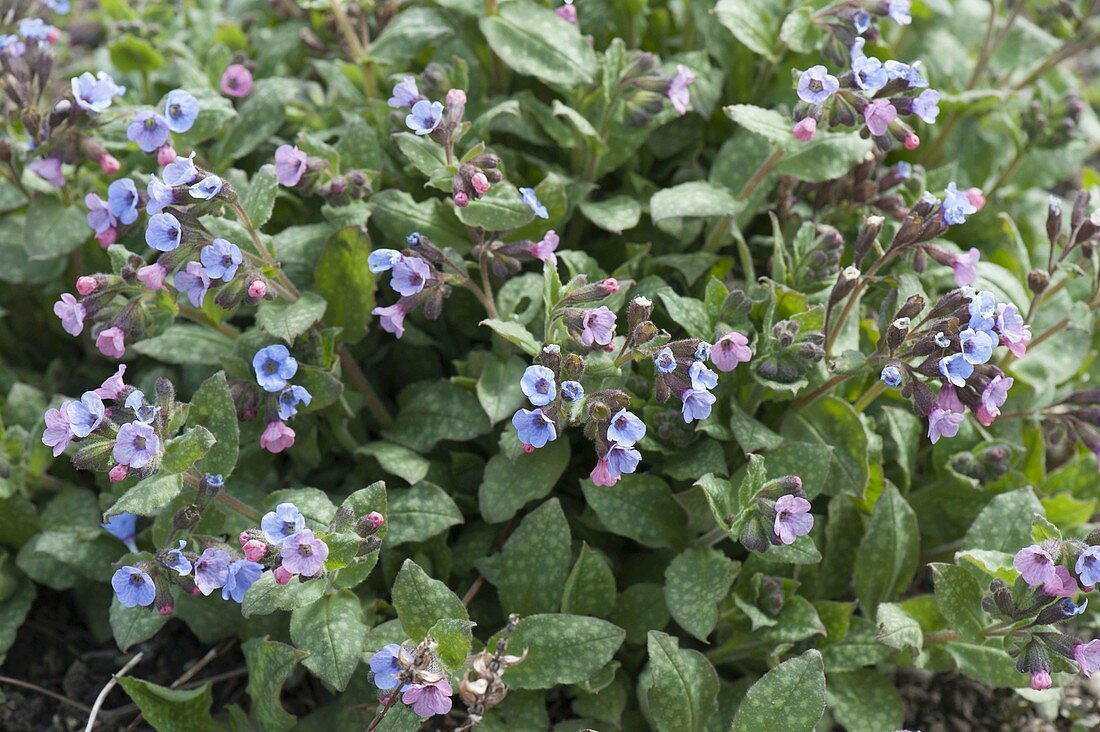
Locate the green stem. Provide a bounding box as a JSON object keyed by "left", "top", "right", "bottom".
{"left": 737, "top": 149, "right": 784, "bottom": 202}
{"left": 338, "top": 348, "right": 394, "bottom": 428}
{"left": 852, "top": 380, "right": 886, "bottom": 413}
{"left": 179, "top": 306, "right": 239, "bottom": 340}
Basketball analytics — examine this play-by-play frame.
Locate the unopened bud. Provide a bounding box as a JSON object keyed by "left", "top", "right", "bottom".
{"left": 273, "top": 566, "right": 292, "bottom": 585}
{"left": 247, "top": 280, "right": 267, "bottom": 299}
{"left": 854, "top": 216, "right": 883, "bottom": 264}
{"left": 887, "top": 317, "right": 910, "bottom": 350}
{"left": 76, "top": 276, "right": 98, "bottom": 296}
{"left": 109, "top": 464, "right": 128, "bottom": 482}
{"left": 471, "top": 171, "right": 491, "bottom": 195}
{"left": 157, "top": 144, "right": 177, "bottom": 168}
{"left": 828, "top": 266, "right": 861, "bottom": 307}
{"left": 1028, "top": 269, "right": 1050, "bottom": 294}
{"left": 1047, "top": 196, "right": 1063, "bottom": 244}
{"left": 98, "top": 153, "right": 121, "bottom": 175}
{"left": 454, "top": 191, "right": 469, "bottom": 207}
{"left": 896, "top": 294, "right": 925, "bottom": 320}
{"left": 242, "top": 539, "right": 268, "bottom": 562}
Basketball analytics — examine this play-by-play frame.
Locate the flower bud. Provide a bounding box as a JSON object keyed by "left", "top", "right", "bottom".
{"left": 76, "top": 275, "right": 98, "bottom": 296}
{"left": 273, "top": 565, "right": 293, "bottom": 585}
{"left": 853, "top": 216, "right": 883, "bottom": 264}
{"left": 242, "top": 539, "right": 268, "bottom": 562}
{"left": 903, "top": 132, "right": 920, "bottom": 150}
{"left": 471, "top": 171, "right": 491, "bottom": 195}
{"left": 247, "top": 279, "right": 268, "bottom": 299}
{"left": 739, "top": 515, "right": 770, "bottom": 553}
{"left": 887, "top": 317, "right": 910, "bottom": 351}
{"left": 1071, "top": 190, "right": 1090, "bottom": 232}
{"left": 454, "top": 191, "right": 469, "bottom": 208}
{"left": 792, "top": 117, "right": 817, "bottom": 142}
{"left": 1028, "top": 269, "right": 1050, "bottom": 294}
{"left": 1047, "top": 196, "right": 1063, "bottom": 244}
{"left": 98, "top": 153, "right": 121, "bottom": 175}
{"left": 109, "top": 464, "right": 128, "bottom": 482}
{"left": 627, "top": 296, "right": 653, "bottom": 330}
{"left": 157, "top": 144, "right": 177, "bottom": 168}
{"left": 827, "top": 266, "right": 861, "bottom": 308}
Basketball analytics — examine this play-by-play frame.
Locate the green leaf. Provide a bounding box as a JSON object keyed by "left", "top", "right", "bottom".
{"left": 582, "top": 475, "right": 691, "bottom": 549}
{"left": 106, "top": 473, "right": 183, "bottom": 517}
{"left": 579, "top": 196, "right": 642, "bottom": 234}
{"left": 314, "top": 228, "right": 376, "bottom": 343}
{"left": 242, "top": 164, "right": 279, "bottom": 229}
{"left": 713, "top": 0, "right": 783, "bottom": 60}
{"left": 664, "top": 547, "right": 738, "bottom": 642}
{"left": 945, "top": 641, "right": 1028, "bottom": 688}
{"left": 455, "top": 183, "right": 534, "bottom": 231}
{"left": 116, "top": 678, "right": 215, "bottom": 732}
{"left": 0, "top": 579, "right": 34, "bottom": 665}
{"left": 611, "top": 583, "right": 670, "bottom": 645}
{"left": 426, "top": 617, "right": 475, "bottom": 672}
{"left": 644, "top": 631, "right": 719, "bottom": 732}
{"left": 657, "top": 290, "right": 711, "bottom": 340}
{"left": 650, "top": 182, "right": 737, "bottom": 223}
{"left": 875, "top": 602, "right": 923, "bottom": 653}
{"left": 356, "top": 442, "right": 430, "bottom": 485}
{"left": 395, "top": 131, "right": 449, "bottom": 179}
{"left": 213, "top": 78, "right": 296, "bottom": 163}
{"left": 854, "top": 485, "right": 919, "bottom": 615}
{"left": 479, "top": 438, "right": 570, "bottom": 523}
{"left": 730, "top": 650, "right": 826, "bottom": 732}
{"left": 368, "top": 190, "right": 469, "bottom": 253}
{"left": 23, "top": 197, "right": 88, "bottom": 260}
{"left": 160, "top": 426, "right": 215, "bottom": 474}
{"left": 479, "top": 1, "right": 598, "bottom": 86}
{"left": 931, "top": 563, "right": 988, "bottom": 641}
{"left": 188, "top": 372, "right": 239, "bottom": 478}
{"left": 242, "top": 637, "right": 309, "bottom": 732}
{"left": 723, "top": 104, "right": 795, "bottom": 148}
{"left": 384, "top": 381, "right": 491, "bottom": 452}
{"left": 290, "top": 590, "right": 366, "bottom": 691}
{"left": 110, "top": 597, "right": 169, "bottom": 652}
{"left": 964, "top": 487, "right": 1045, "bottom": 553}
{"left": 241, "top": 572, "right": 328, "bottom": 617}
{"left": 108, "top": 35, "right": 166, "bottom": 72}
{"left": 781, "top": 396, "right": 869, "bottom": 497}
{"left": 132, "top": 325, "right": 234, "bottom": 366}
{"left": 776, "top": 133, "right": 874, "bottom": 182}
{"left": 827, "top": 669, "right": 904, "bottom": 732}
{"left": 392, "top": 559, "right": 469, "bottom": 641}
{"left": 561, "top": 543, "right": 617, "bottom": 618}
{"left": 498, "top": 614, "right": 625, "bottom": 690}
{"left": 476, "top": 356, "right": 527, "bottom": 424}
{"left": 499, "top": 499, "right": 572, "bottom": 616}
{"left": 385, "top": 482, "right": 463, "bottom": 546}
{"left": 256, "top": 291, "right": 328, "bottom": 343}
{"left": 479, "top": 319, "right": 542, "bottom": 356}
{"left": 370, "top": 8, "right": 453, "bottom": 63}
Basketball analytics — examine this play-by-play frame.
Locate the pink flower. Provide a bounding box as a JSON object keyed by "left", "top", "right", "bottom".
{"left": 710, "top": 332, "right": 751, "bottom": 371}
{"left": 220, "top": 64, "right": 253, "bottom": 98}
{"left": 1013, "top": 542, "right": 1057, "bottom": 587}
{"left": 98, "top": 153, "right": 121, "bottom": 175}
{"left": 995, "top": 303, "right": 1031, "bottom": 358}
{"left": 926, "top": 407, "right": 963, "bottom": 444}
{"left": 600, "top": 278, "right": 620, "bottom": 294}
{"left": 1030, "top": 670, "right": 1052, "bottom": 691}
{"left": 260, "top": 420, "right": 295, "bottom": 453}
{"left": 41, "top": 402, "right": 74, "bottom": 457}
{"left": 28, "top": 157, "right": 64, "bottom": 186}
{"left": 373, "top": 303, "right": 408, "bottom": 338}
{"left": 1043, "top": 565, "right": 1078, "bottom": 597}
{"left": 53, "top": 293, "right": 86, "bottom": 336}
{"left": 976, "top": 375, "right": 1013, "bottom": 426}
{"left": 248, "top": 280, "right": 268, "bottom": 299}
{"left": 863, "top": 99, "right": 897, "bottom": 136}
{"left": 950, "top": 247, "right": 980, "bottom": 286}
{"left": 936, "top": 384, "right": 965, "bottom": 413}
{"left": 531, "top": 230, "right": 559, "bottom": 264}
{"left": 965, "top": 187, "right": 986, "bottom": 211}
{"left": 242, "top": 539, "right": 268, "bottom": 562}
{"left": 365, "top": 511, "right": 385, "bottom": 529}
{"left": 280, "top": 528, "right": 329, "bottom": 577}
{"left": 273, "top": 565, "right": 292, "bottom": 585}
{"left": 96, "top": 228, "right": 117, "bottom": 248}
{"left": 446, "top": 88, "right": 467, "bottom": 106}
{"left": 1074, "top": 640, "right": 1100, "bottom": 677}
{"left": 792, "top": 117, "right": 817, "bottom": 142}
{"left": 589, "top": 456, "right": 619, "bottom": 487}
{"left": 903, "top": 133, "right": 920, "bottom": 150}
{"left": 402, "top": 678, "right": 453, "bottom": 718}
{"left": 580, "top": 306, "right": 616, "bottom": 347}
{"left": 76, "top": 276, "right": 98, "bottom": 296}
{"left": 109, "top": 464, "right": 129, "bottom": 482}
{"left": 137, "top": 263, "right": 168, "bottom": 290}
{"left": 667, "top": 64, "right": 694, "bottom": 116}
{"left": 274, "top": 145, "right": 308, "bottom": 187}
{"left": 95, "top": 365, "right": 127, "bottom": 400}
{"left": 471, "top": 171, "right": 491, "bottom": 195}
{"left": 555, "top": 3, "right": 577, "bottom": 23}
{"left": 773, "top": 494, "right": 813, "bottom": 545}
{"left": 156, "top": 144, "right": 177, "bottom": 168}
{"left": 454, "top": 190, "right": 469, "bottom": 207}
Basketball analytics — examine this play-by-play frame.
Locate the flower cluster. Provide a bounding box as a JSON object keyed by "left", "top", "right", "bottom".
{"left": 126, "top": 88, "right": 199, "bottom": 156}
{"left": 457, "top": 614, "right": 526, "bottom": 730}
{"left": 369, "top": 638, "right": 454, "bottom": 719}
{"left": 273, "top": 143, "right": 371, "bottom": 205}
{"left": 251, "top": 345, "right": 312, "bottom": 454}
{"left": 737, "top": 475, "right": 814, "bottom": 553}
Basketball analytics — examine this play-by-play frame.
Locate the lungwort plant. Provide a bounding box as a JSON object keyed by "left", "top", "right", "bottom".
{"left": 0, "top": 0, "right": 1099, "bottom": 729}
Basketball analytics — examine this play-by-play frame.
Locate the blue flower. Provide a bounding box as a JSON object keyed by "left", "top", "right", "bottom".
{"left": 853, "top": 11, "right": 871, "bottom": 33}
{"left": 968, "top": 290, "right": 997, "bottom": 331}
{"left": 222, "top": 560, "right": 264, "bottom": 603}
{"left": 852, "top": 55, "right": 888, "bottom": 93}
{"left": 880, "top": 365, "right": 902, "bottom": 388}
{"left": 688, "top": 361, "right": 718, "bottom": 391}
{"left": 146, "top": 212, "right": 182, "bottom": 252}
{"left": 164, "top": 89, "right": 199, "bottom": 133}
{"left": 200, "top": 239, "right": 243, "bottom": 281}
{"left": 561, "top": 380, "right": 584, "bottom": 402}
{"left": 796, "top": 65, "right": 839, "bottom": 105}
{"left": 146, "top": 176, "right": 175, "bottom": 215}
{"left": 894, "top": 161, "right": 912, "bottom": 180}
{"left": 163, "top": 540, "right": 192, "bottom": 576}
{"left": 205, "top": 474, "right": 224, "bottom": 488}
{"left": 101, "top": 513, "right": 139, "bottom": 553}
{"left": 127, "top": 110, "right": 170, "bottom": 153}
{"left": 512, "top": 408, "right": 557, "bottom": 448}
{"left": 163, "top": 152, "right": 199, "bottom": 186}
{"left": 1060, "top": 597, "right": 1089, "bottom": 617}
{"left": 65, "top": 391, "right": 105, "bottom": 438}
{"left": 387, "top": 76, "right": 421, "bottom": 109}
{"left": 694, "top": 342, "right": 712, "bottom": 362}
{"left": 912, "top": 89, "right": 941, "bottom": 124}
{"left": 368, "top": 249, "right": 403, "bottom": 273}
{"left": 887, "top": 0, "right": 912, "bottom": 25}
{"left": 18, "top": 18, "right": 53, "bottom": 40}
{"left": 942, "top": 182, "right": 977, "bottom": 226}
{"left": 173, "top": 262, "right": 212, "bottom": 307}
{"left": 253, "top": 345, "right": 298, "bottom": 393}
{"left": 681, "top": 388, "right": 716, "bottom": 423}
{"left": 405, "top": 99, "right": 443, "bottom": 136}
{"left": 606, "top": 442, "right": 641, "bottom": 477}
{"left": 884, "top": 60, "right": 927, "bottom": 88}
{"left": 390, "top": 256, "right": 431, "bottom": 296}
{"left": 113, "top": 421, "right": 160, "bottom": 469}
{"left": 261, "top": 502, "right": 306, "bottom": 546}
{"left": 369, "top": 644, "right": 411, "bottom": 690}
{"left": 959, "top": 328, "right": 995, "bottom": 365}
{"left": 111, "top": 566, "right": 155, "bottom": 608}
{"left": 277, "top": 385, "right": 312, "bottom": 420}
{"left": 938, "top": 353, "right": 974, "bottom": 387}
{"left": 520, "top": 365, "right": 557, "bottom": 407}
{"left": 124, "top": 389, "right": 160, "bottom": 423}
{"left": 45, "top": 0, "right": 71, "bottom": 13}
{"left": 193, "top": 548, "right": 230, "bottom": 596}
{"left": 406, "top": 232, "right": 421, "bottom": 247}
{"left": 71, "top": 72, "right": 124, "bottom": 114}
{"left": 607, "top": 409, "right": 646, "bottom": 447}
{"left": 107, "top": 178, "right": 139, "bottom": 226}
{"left": 654, "top": 347, "right": 676, "bottom": 374}
{"left": 189, "top": 175, "right": 223, "bottom": 200}
{"left": 519, "top": 187, "right": 549, "bottom": 219}
{"left": 1077, "top": 546, "right": 1100, "bottom": 587}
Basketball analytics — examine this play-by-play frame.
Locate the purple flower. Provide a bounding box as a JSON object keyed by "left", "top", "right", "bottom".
{"left": 97, "top": 327, "right": 125, "bottom": 359}
{"left": 390, "top": 256, "right": 430, "bottom": 296}
{"left": 1075, "top": 640, "right": 1100, "bottom": 677}
{"left": 910, "top": 88, "right": 940, "bottom": 124}
{"left": 373, "top": 303, "right": 408, "bottom": 338}
{"left": 688, "top": 361, "right": 718, "bottom": 390}
{"left": 853, "top": 55, "right": 888, "bottom": 93}
{"left": 193, "top": 548, "right": 231, "bottom": 595}
{"left": 881, "top": 365, "right": 902, "bottom": 388}
{"left": 28, "top": 158, "right": 64, "bottom": 186}
{"left": 53, "top": 293, "right": 85, "bottom": 336}
{"left": 107, "top": 178, "right": 139, "bottom": 225}
{"left": 261, "top": 502, "right": 306, "bottom": 546}
{"left": 174, "top": 262, "right": 212, "bottom": 307}
{"left": 200, "top": 238, "right": 243, "bottom": 280}
{"left": 164, "top": 540, "right": 192, "bottom": 575}
{"left": 580, "top": 306, "right": 615, "bottom": 347}
{"left": 277, "top": 385, "right": 312, "bottom": 421}
{"left": 668, "top": 64, "right": 695, "bottom": 115}
{"left": 605, "top": 441, "right": 641, "bottom": 477}
{"left": 222, "top": 560, "right": 263, "bottom": 603}
{"left": 1014, "top": 542, "right": 1057, "bottom": 587}
{"left": 164, "top": 89, "right": 199, "bottom": 133}
{"left": 863, "top": 99, "right": 897, "bottom": 136}
{"left": 520, "top": 365, "right": 557, "bottom": 407}
{"left": 512, "top": 408, "right": 557, "bottom": 448}
{"left": 41, "top": 402, "right": 74, "bottom": 456}
{"left": 370, "top": 644, "right": 411, "bottom": 690}
{"left": 884, "top": 60, "right": 927, "bottom": 88}
{"left": 113, "top": 421, "right": 160, "bottom": 468}
{"left": 274, "top": 145, "right": 309, "bottom": 187}
{"left": 85, "top": 193, "right": 116, "bottom": 234}
{"left": 102, "top": 513, "right": 139, "bottom": 553}
{"left": 261, "top": 420, "right": 295, "bottom": 453}
{"left": 926, "top": 407, "right": 964, "bottom": 444}
{"left": 797, "top": 65, "right": 839, "bottom": 105}
{"left": 387, "top": 76, "right": 421, "bottom": 109}
{"left": 995, "top": 303, "right": 1031, "bottom": 358}
{"left": 402, "top": 678, "right": 453, "bottom": 718}
{"left": 66, "top": 391, "right": 105, "bottom": 438}
{"left": 163, "top": 152, "right": 199, "bottom": 186}
{"left": 950, "top": 248, "right": 979, "bottom": 286}
{"left": 405, "top": 99, "right": 443, "bottom": 135}
{"left": 1076, "top": 545, "right": 1100, "bottom": 587}
{"left": 127, "top": 110, "right": 170, "bottom": 153}
{"left": 654, "top": 347, "right": 676, "bottom": 374}
{"left": 112, "top": 566, "right": 155, "bottom": 608}
{"left": 711, "top": 332, "right": 752, "bottom": 371}
{"left": 681, "top": 388, "right": 716, "bottom": 423}
{"left": 146, "top": 212, "right": 182, "bottom": 252}
{"left": 943, "top": 182, "right": 977, "bottom": 226}
{"left": 280, "top": 528, "right": 329, "bottom": 577}
{"left": 137, "top": 263, "right": 168, "bottom": 290}
{"left": 773, "top": 494, "right": 813, "bottom": 545}
{"left": 976, "top": 375, "right": 1012, "bottom": 426}
{"left": 220, "top": 64, "right": 253, "bottom": 97}
{"left": 368, "top": 249, "right": 403, "bottom": 273}
{"left": 531, "top": 230, "right": 559, "bottom": 264}
{"left": 938, "top": 353, "right": 973, "bottom": 387}
{"left": 561, "top": 380, "right": 584, "bottom": 401}
{"left": 125, "top": 389, "right": 160, "bottom": 423}
{"left": 607, "top": 409, "right": 645, "bottom": 446}
{"left": 1044, "top": 565, "right": 1079, "bottom": 597}
{"left": 886, "top": 0, "right": 912, "bottom": 25}
{"left": 95, "top": 365, "right": 127, "bottom": 400}
{"left": 189, "top": 174, "right": 223, "bottom": 200}
{"left": 519, "top": 187, "right": 549, "bottom": 219}
{"left": 959, "top": 328, "right": 995, "bottom": 365}
{"left": 253, "top": 344, "right": 298, "bottom": 393}
{"left": 71, "top": 72, "right": 124, "bottom": 114}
